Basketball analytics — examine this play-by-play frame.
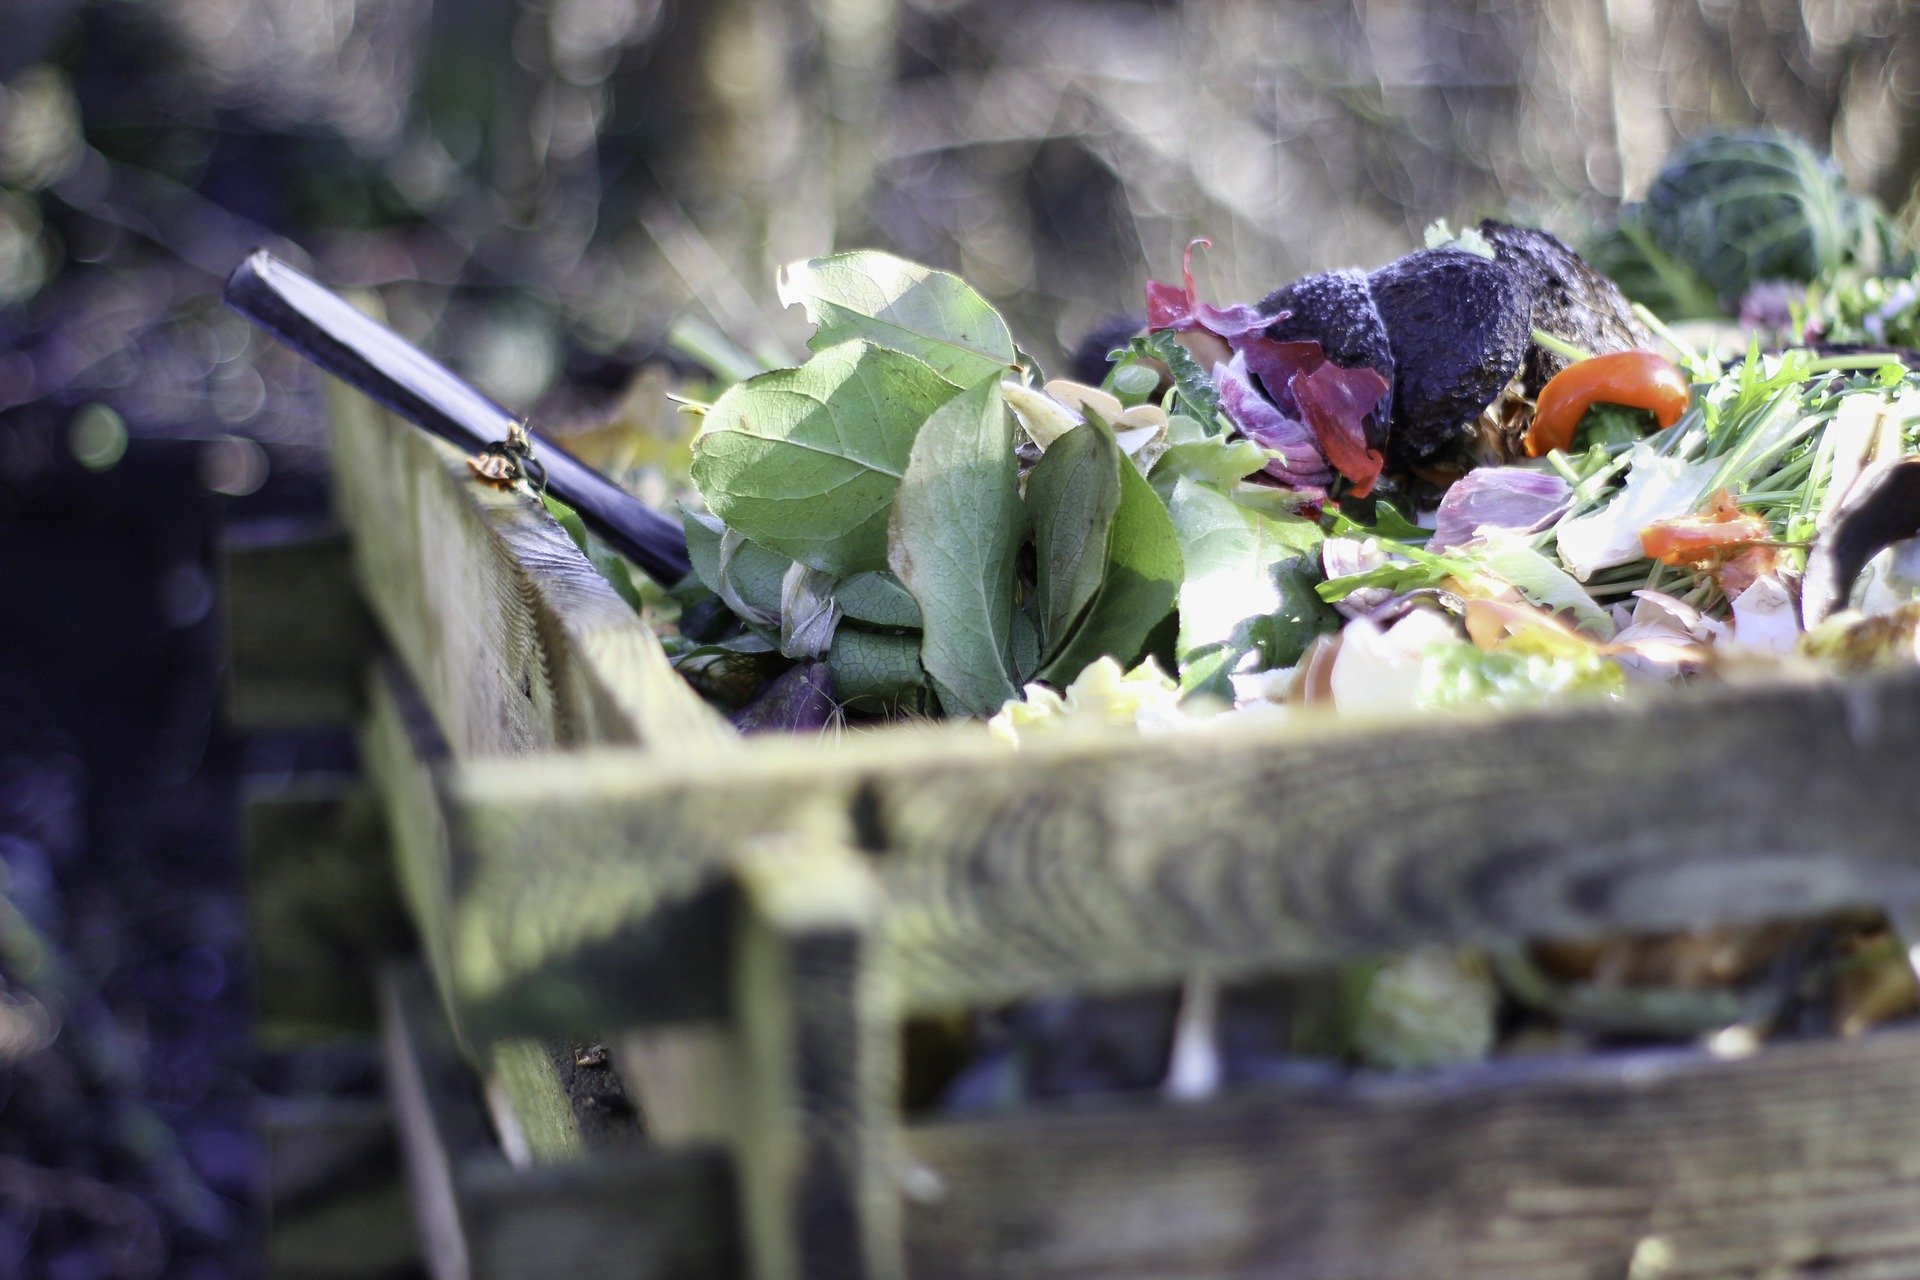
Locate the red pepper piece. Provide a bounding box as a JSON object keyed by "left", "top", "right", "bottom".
{"left": 1523, "top": 350, "right": 1690, "bottom": 458}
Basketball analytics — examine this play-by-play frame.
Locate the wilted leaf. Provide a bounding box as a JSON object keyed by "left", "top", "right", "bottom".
{"left": 691, "top": 340, "right": 960, "bottom": 575}
{"left": 779, "top": 562, "right": 843, "bottom": 659}
{"left": 890, "top": 380, "right": 1027, "bottom": 716}
{"left": 778, "top": 250, "right": 1017, "bottom": 386}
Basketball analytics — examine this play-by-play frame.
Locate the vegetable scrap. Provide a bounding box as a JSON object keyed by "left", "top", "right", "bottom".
{"left": 558, "top": 129, "right": 1920, "bottom": 1090}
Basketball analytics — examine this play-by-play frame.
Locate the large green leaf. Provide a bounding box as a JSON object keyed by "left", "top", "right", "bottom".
{"left": 1025, "top": 423, "right": 1122, "bottom": 650}
{"left": 889, "top": 380, "right": 1027, "bottom": 716}
{"left": 778, "top": 251, "right": 1017, "bottom": 386}
{"left": 1169, "top": 478, "right": 1325, "bottom": 662}
{"left": 690, "top": 340, "right": 960, "bottom": 575}
{"left": 1037, "top": 422, "right": 1184, "bottom": 682}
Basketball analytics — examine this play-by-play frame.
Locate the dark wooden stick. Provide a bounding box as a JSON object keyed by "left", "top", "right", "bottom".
{"left": 224, "top": 248, "right": 692, "bottom": 585}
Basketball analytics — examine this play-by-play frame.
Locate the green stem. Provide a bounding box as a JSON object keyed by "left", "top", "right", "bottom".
{"left": 1531, "top": 328, "right": 1593, "bottom": 363}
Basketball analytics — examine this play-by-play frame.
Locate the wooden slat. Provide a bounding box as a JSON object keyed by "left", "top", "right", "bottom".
{"left": 486, "top": 1040, "right": 587, "bottom": 1164}
{"left": 434, "top": 665, "right": 1920, "bottom": 1033}
{"left": 380, "top": 964, "right": 740, "bottom": 1280}
{"left": 244, "top": 778, "right": 408, "bottom": 1040}
{"left": 327, "top": 379, "right": 730, "bottom": 759}
{"left": 729, "top": 842, "right": 900, "bottom": 1280}
{"left": 223, "top": 520, "right": 373, "bottom": 728}
{"left": 362, "top": 658, "right": 729, "bottom": 1043}
{"left": 901, "top": 1027, "right": 1920, "bottom": 1280}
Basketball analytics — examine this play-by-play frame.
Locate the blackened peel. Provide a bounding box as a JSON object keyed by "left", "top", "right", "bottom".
{"left": 1369, "top": 248, "right": 1533, "bottom": 469}
{"left": 1802, "top": 458, "right": 1920, "bottom": 626}
{"left": 1478, "top": 221, "right": 1656, "bottom": 398}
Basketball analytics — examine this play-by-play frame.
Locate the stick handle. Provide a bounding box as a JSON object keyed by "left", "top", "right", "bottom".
{"left": 224, "top": 249, "right": 692, "bottom": 585}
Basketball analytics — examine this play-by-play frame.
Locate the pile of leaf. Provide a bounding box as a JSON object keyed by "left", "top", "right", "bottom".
{"left": 667, "top": 249, "right": 1350, "bottom": 729}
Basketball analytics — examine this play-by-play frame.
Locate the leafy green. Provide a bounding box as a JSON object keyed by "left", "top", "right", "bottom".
{"left": 1314, "top": 552, "right": 1454, "bottom": 603}
{"left": 889, "top": 379, "right": 1028, "bottom": 716}
{"left": 827, "top": 627, "right": 926, "bottom": 708}
{"left": 691, "top": 339, "right": 960, "bottom": 575}
{"left": 1574, "top": 402, "right": 1657, "bottom": 450}
{"left": 834, "top": 570, "right": 922, "bottom": 629}
{"left": 1026, "top": 420, "right": 1124, "bottom": 648}
{"left": 1152, "top": 412, "right": 1268, "bottom": 496}
{"left": 1591, "top": 129, "right": 1910, "bottom": 313}
{"left": 1168, "top": 478, "right": 1325, "bottom": 667}
{"left": 682, "top": 508, "right": 791, "bottom": 624}
{"left": 1583, "top": 212, "right": 1723, "bottom": 320}
{"left": 777, "top": 250, "right": 1017, "bottom": 386}
{"left": 1036, "top": 420, "right": 1184, "bottom": 681}
{"left": 1328, "top": 499, "right": 1431, "bottom": 547}
{"left": 1132, "top": 330, "right": 1221, "bottom": 422}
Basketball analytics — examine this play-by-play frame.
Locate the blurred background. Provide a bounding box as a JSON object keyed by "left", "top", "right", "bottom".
{"left": 6, "top": 0, "right": 1920, "bottom": 1275}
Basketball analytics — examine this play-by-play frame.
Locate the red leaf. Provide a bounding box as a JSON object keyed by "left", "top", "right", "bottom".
{"left": 1145, "top": 239, "right": 1286, "bottom": 341}
{"left": 1291, "top": 361, "right": 1389, "bottom": 498}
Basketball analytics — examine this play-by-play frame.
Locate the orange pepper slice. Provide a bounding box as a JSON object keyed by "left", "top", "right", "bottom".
{"left": 1638, "top": 489, "right": 1772, "bottom": 565}
{"left": 1523, "top": 350, "right": 1690, "bottom": 457}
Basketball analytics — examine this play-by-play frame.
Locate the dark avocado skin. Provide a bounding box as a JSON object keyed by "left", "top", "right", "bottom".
{"left": 1256, "top": 269, "right": 1396, "bottom": 447}
{"left": 1367, "top": 247, "right": 1531, "bottom": 467}
{"left": 1478, "top": 220, "right": 1655, "bottom": 397}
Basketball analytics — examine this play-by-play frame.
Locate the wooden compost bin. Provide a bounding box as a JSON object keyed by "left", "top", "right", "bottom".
{"left": 306, "top": 379, "right": 1920, "bottom": 1280}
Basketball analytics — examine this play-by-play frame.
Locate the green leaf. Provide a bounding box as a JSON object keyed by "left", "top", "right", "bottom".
{"left": 1169, "top": 479, "right": 1324, "bottom": 661}
{"left": 777, "top": 250, "right": 1017, "bottom": 386}
{"left": 690, "top": 340, "right": 960, "bottom": 575}
{"left": 827, "top": 627, "right": 926, "bottom": 708}
{"left": 1328, "top": 499, "right": 1432, "bottom": 547}
{"left": 835, "top": 571, "right": 922, "bottom": 630}
{"left": 1026, "top": 422, "right": 1123, "bottom": 649}
{"left": 1133, "top": 331, "right": 1221, "bottom": 423}
{"left": 681, "top": 508, "right": 793, "bottom": 623}
{"left": 889, "top": 380, "right": 1027, "bottom": 716}
{"left": 1038, "top": 422, "right": 1184, "bottom": 682}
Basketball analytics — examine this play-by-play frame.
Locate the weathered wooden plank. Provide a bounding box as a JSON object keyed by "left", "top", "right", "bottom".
{"left": 363, "top": 658, "right": 729, "bottom": 1044}
{"left": 327, "top": 378, "right": 730, "bottom": 759}
{"left": 223, "top": 520, "right": 373, "bottom": 728}
{"left": 729, "top": 842, "right": 900, "bottom": 1280}
{"left": 436, "top": 665, "right": 1920, "bottom": 1033}
{"left": 380, "top": 964, "right": 740, "bottom": 1280}
{"left": 901, "top": 1027, "right": 1920, "bottom": 1280}
{"left": 245, "top": 778, "right": 408, "bottom": 1040}
{"left": 486, "top": 1039, "right": 586, "bottom": 1164}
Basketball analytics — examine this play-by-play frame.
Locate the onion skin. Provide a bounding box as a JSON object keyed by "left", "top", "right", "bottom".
{"left": 1522, "top": 350, "right": 1690, "bottom": 457}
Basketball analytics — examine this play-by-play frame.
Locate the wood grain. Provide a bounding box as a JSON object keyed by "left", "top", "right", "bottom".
{"left": 902, "top": 1027, "right": 1920, "bottom": 1280}
{"left": 328, "top": 379, "right": 729, "bottom": 759}
{"left": 380, "top": 964, "right": 740, "bottom": 1280}
{"left": 433, "top": 665, "right": 1920, "bottom": 1032}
